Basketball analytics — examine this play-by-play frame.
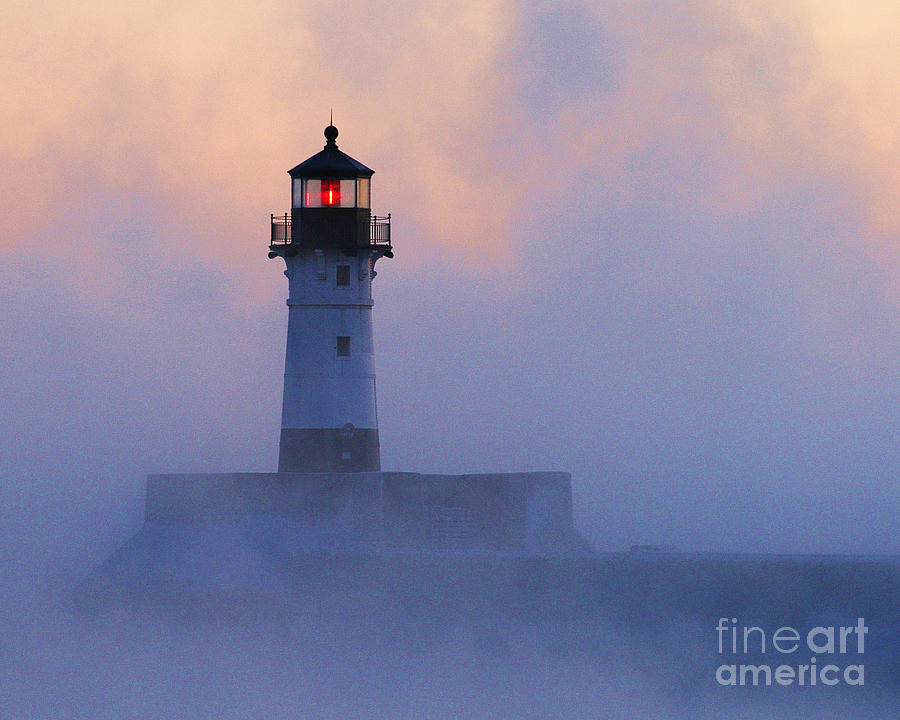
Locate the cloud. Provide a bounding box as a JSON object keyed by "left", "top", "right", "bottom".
{"left": 4, "top": 1, "right": 898, "bottom": 260}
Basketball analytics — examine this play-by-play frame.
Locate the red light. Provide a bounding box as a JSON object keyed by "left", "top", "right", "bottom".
{"left": 321, "top": 179, "right": 341, "bottom": 206}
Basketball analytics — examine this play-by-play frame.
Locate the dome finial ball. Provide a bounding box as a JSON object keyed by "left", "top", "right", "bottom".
{"left": 324, "top": 125, "right": 339, "bottom": 144}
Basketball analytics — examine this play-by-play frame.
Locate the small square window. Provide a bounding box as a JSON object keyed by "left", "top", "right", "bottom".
{"left": 336, "top": 265, "right": 351, "bottom": 286}
{"left": 337, "top": 336, "right": 351, "bottom": 357}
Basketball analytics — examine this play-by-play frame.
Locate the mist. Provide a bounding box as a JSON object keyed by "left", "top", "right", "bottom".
{"left": 2, "top": 532, "right": 897, "bottom": 718}
{"left": 2, "top": 0, "right": 899, "bottom": 716}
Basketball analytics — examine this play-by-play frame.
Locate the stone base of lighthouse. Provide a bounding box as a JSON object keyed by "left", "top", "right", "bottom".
{"left": 135, "top": 471, "right": 587, "bottom": 555}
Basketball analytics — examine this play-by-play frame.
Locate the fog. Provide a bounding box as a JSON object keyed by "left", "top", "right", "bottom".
{"left": 3, "top": 182, "right": 897, "bottom": 554}
{"left": 2, "top": 1, "right": 899, "bottom": 716}
{"left": 2, "top": 534, "right": 897, "bottom": 718}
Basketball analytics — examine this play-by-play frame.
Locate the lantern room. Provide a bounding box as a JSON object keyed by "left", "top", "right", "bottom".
{"left": 267, "top": 124, "right": 388, "bottom": 255}
{"left": 288, "top": 125, "right": 372, "bottom": 210}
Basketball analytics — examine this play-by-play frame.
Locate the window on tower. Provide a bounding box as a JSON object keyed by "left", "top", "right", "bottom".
{"left": 336, "top": 265, "right": 351, "bottom": 286}
{"left": 301, "top": 179, "right": 357, "bottom": 208}
{"left": 337, "top": 336, "right": 351, "bottom": 357}
{"left": 357, "top": 178, "right": 370, "bottom": 208}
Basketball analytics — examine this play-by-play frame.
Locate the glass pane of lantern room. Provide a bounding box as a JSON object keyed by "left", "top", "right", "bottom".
{"left": 303, "top": 179, "right": 322, "bottom": 207}
{"left": 339, "top": 179, "right": 356, "bottom": 207}
{"left": 292, "top": 178, "right": 303, "bottom": 208}
{"left": 357, "top": 178, "right": 370, "bottom": 208}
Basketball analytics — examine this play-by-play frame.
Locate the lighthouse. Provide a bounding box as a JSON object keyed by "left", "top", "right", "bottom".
{"left": 268, "top": 124, "right": 393, "bottom": 472}
{"left": 101, "top": 123, "right": 584, "bottom": 572}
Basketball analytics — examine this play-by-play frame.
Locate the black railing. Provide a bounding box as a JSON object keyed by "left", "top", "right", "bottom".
{"left": 370, "top": 215, "right": 391, "bottom": 246}
{"left": 271, "top": 213, "right": 291, "bottom": 244}
{"left": 270, "top": 213, "right": 391, "bottom": 247}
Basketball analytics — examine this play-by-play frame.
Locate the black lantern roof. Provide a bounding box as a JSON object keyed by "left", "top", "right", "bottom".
{"left": 288, "top": 125, "right": 374, "bottom": 179}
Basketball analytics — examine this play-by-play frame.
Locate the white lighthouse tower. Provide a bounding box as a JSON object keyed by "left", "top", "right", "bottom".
{"left": 268, "top": 124, "right": 393, "bottom": 472}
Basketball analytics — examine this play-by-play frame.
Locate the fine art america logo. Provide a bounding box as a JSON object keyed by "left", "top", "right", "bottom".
{"left": 715, "top": 618, "right": 867, "bottom": 687}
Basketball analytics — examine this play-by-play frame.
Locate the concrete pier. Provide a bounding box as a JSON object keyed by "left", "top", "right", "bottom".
{"left": 143, "top": 471, "right": 582, "bottom": 554}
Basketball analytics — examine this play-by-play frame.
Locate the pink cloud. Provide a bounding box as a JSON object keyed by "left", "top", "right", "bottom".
{"left": 1, "top": 0, "right": 898, "bottom": 285}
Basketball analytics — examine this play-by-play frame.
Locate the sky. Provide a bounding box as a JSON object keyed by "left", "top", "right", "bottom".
{"left": 1, "top": 0, "right": 899, "bottom": 557}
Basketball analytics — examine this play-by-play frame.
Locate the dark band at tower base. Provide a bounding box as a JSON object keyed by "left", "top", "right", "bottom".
{"left": 278, "top": 427, "right": 381, "bottom": 473}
